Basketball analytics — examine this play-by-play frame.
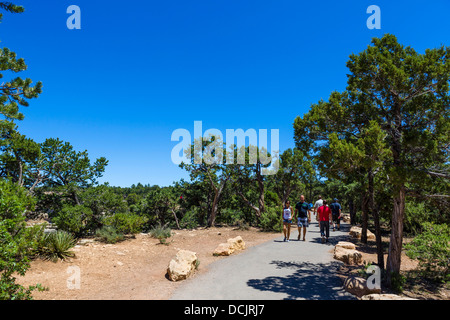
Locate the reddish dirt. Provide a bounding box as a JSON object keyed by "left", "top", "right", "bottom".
{"left": 17, "top": 227, "right": 280, "bottom": 300}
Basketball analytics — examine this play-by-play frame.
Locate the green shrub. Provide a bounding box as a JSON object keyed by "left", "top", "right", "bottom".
{"left": 38, "top": 231, "right": 76, "bottom": 262}
{"left": 404, "top": 222, "right": 450, "bottom": 282}
{"left": 95, "top": 226, "right": 125, "bottom": 244}
{"left": 180, "top": 207, "right": 201, "bottom": 229}
{"left": 235, "top": 219, "right": 250, "bottom": 231}
{"left": 0, "top": 180, "right": 45, "bottom": 300}
{"left": 149, "top": 223, "right": 172, "bottom": 244}
{"left": 53, "top": 205, "right": 93, "bottom": 237}
{"left": 259, "top": 206, "right": 282, "bottom": 232}
{"left": 103, "top": 212, "right": 148, "bottom": 234}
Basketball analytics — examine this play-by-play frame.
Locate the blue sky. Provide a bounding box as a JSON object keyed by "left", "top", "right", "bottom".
{"left": 1, "top": 0, "right": 449, "bottom": 187}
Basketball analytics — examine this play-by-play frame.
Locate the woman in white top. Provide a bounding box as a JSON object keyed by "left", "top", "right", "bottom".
{"left": 282, "top": 200, "right": 294, "bottom": 242}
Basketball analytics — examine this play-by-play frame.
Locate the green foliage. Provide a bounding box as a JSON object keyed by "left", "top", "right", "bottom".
{"left": 103, "top": 212, "right": 148, "bottom": 235}
{"left": 405, "top": 222, "right": 450, "bottom": 282}
{"left": 389, "top": 272, "right": 406, "bottom": 294}
{"left": 37, "top": 231, "right": 76, "bottom": 262}
{"left": 180, "top": 207, "right": 202, "bottom": 229}
{"left": 149, "top": 223, "right": 172, "bottom": 244}
{"left": 39, "top": 138, "right": 108, "bottom": 189}
{"left": 0, "top": 179, "right": 43, "bottom": 300}
{"left": 259, "top": 206, "right": 282, "bottom": 232}
{"left": 52, "top": 205, "right": 93, "bottom": 237}
{"left": 95, "top": 226, "right": 125, "bottom": 244}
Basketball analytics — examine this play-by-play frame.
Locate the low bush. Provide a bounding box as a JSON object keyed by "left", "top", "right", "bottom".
{"left": 38, "top": 231, "right": 76, "bottom": 262}
{"left": 103, "top": 212, "right": 148, "bottom": 234}
{"left": 259, "top": 206, "right": 282, "bottom": 232}
{"left": 95, "top": 226, "right": 125, "bottom": 244}
{"left": 0, "top": 180, "right": 47, "bottom": 300}
{"left": 404, "top": 222, "right": 450, "bottom": 282}
{"left": 53, "top": 205, "right": 93, "bottom": 237}
{"left": 149, "top": 223, "right": 172, "bottom": 244}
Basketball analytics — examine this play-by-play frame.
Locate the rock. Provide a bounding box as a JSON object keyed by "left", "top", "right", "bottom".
{"left": 167, "top": 250, "right": 199, "bottom": 282}
{"left": 78, "top": 239, "right": 95, "bottom": 246}
{"left": 227, "top": 236, "right": 246, "bottom": 251}
{"left": 342, "top": 214, "right": 351, "bottom": 223}
{"left": 334, "top": 246, "right": 362, "bottom": 265}
{"left": 213, "top": 236, "right": 246, "bottom": 256}
{"left": 335, "top": 241, "right": 356, "bottom": 250}
{"left": 344, "top": 276, "right": 381, "bottom": 298}
{"left": 361, "top": 294, "right": 417, "bottom": 300}
{"left": 349, "top": 226, "right": 375, "bottom": 240}
{"left": 213, "top": 243, "right": 234, "bottom": 256}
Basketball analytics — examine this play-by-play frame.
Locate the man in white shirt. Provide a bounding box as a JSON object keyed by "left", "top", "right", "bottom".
{"left": 313, "top": 195, "right": 323, "bottom": 223}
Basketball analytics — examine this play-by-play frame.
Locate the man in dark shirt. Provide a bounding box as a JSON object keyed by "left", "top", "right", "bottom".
{"left": 329, "top": 198, "right": 342, "bottom": 231}
{"left": 295, "top": 195, "right": 311, "bottom": 241}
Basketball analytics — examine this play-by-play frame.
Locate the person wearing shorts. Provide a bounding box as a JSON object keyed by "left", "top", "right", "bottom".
{"left": 330, "top": 198, "right": 342, "bottom": 231}
{"left": 295, "top": 195, "right": 311, "bottom": 241}
{"left": 282, "top": 200, "right": 293, "bottom": 242}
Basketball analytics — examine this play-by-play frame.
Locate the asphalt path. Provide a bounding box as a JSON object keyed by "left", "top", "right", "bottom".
{"left": 170, "top": 219, "right": 356, "bottom": 300}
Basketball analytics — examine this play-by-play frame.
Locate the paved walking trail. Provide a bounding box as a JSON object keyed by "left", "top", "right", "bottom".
{"left": 170, "top": 220, "right": 355, "bottom": 300}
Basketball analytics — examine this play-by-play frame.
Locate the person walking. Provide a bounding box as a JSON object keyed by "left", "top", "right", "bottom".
{"left": 313, "top": 195, "right": 324, "bottom": 223}
{"left": 330, "top": 198, "right": 342, "bottom": 231}
{"left": 282, "top": 200, "right": 293, "bottom": 242}
{"left": 317, "top": 200, "right": 332, "bottom": 243}
{"left": 295, "top": 195, "right": 311, "bottom": 241}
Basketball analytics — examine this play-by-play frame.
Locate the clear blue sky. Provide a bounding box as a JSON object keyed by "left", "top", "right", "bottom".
{"left": 1, "top": 0, "right": 449, "bottom": 187}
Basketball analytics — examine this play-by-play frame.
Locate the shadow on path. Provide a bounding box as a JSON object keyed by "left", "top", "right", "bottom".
{"left": 247, "top": 260, "right": 355, "bottom": 300}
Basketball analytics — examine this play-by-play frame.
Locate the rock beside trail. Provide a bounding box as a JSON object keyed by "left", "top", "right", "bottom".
{"left": 213, "top": 236, "right": 246, "bottom": 256}
{"left": 361, "top": 293, "right": 417, "bottom": 300}
{"left": 342, "top": 214, "right": 351, "bottom": 223}
{"left": 334, "top": 243, "right": 362, "bottom": 265}
{"left": 335, "top": 241, "right": 356, "bottom": 250}
{"left": 343, "top": 276, "right": 381, "bottom": 297}
{"left": 167, "top": 250, "right": 199, "bottom": 282}
{"left": 349, "top": 226, "right": 376, "bottom": 240}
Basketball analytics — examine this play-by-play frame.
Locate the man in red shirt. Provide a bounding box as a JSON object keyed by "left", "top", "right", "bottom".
{"left": 317, "top": 200, "right": 332, "bottom": 243}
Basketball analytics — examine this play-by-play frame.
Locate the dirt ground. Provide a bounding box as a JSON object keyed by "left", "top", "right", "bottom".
{"left": 17, "top": 226, "right": 280, "bottom": 300}
{"left": 336, "top": 235, "right": 450, "bottom": 300}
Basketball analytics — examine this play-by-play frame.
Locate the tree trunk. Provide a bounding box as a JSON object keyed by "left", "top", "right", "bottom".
{"left": 237, "top": 191, "right": 261, "bottom": 218}
{"left": 255, "top": 162, "right": 265, "bottom": 218}
{"left": 171, "top": 208, "right": 180, "bottom": 229}
{"left": 368, "top": 169, "right": 384, "bottom": 269}
{"left": 361, "top": 193, "right": 369, "bottom": 244}
{"left": 207, "top": 183, "right": 225, "bottom": 227}
{"left": 386, "top": 185, "right": 406, "bottom": 284}
{"left": 73, "top": 190, "right": 81, "bottom": 206}
{"left": 386, "top": 110, "right": 405, "bottom": 286}
{"left": 348, "top": 198, "right": 356, "bottom": 225}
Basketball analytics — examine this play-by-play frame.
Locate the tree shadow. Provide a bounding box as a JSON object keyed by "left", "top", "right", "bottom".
{"left": 247, "top": 260, "right": 356, "bottom": 300}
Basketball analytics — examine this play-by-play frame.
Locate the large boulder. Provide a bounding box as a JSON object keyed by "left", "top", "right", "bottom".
{"left": 213, "top": 236, "right": 246, "bottom": 256}
{"left": 167, "top": 250, "right": 199, "bottom": 282}
{"left": 335, "top": 241, "right": 356, "bottom": 250}
{"left": 227, "top": 236, "right": 246, "bottom": 251}
{"left": 349, "top": 226, "right": 375, "bottom": 241}
{"left": 213, "top": 243, "right": 235, "bottom": 256}
{"left": 334, "top": 245, "right": 362, "bottom": 265}
{"left": 343, "top": 276, "right": 381, "bottom": 298}
{"left": 361, "top": 294, "right": 417, "bottom": 300}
